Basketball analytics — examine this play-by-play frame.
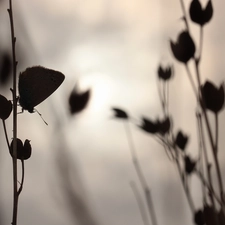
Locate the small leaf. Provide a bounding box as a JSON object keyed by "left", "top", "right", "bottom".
{"left": 184, "top": 155, "right": 196, "bottom": 175}
{"left": 0, "top": 94, "right": 12, "bottom": 120}
{"left": 201, "top": 81, "right": 225, "bottom": 113}
{"left": 158, "top": 64, "right": 173, "bottom": 81}
{"left": 157, "top": 117, "right": 171, "bottom": 135}
{"left": 112, "top": 108, "right": 128, "bottom": 119}
{"left": 175, "top": 130, "right": 188, "bottom": 151}
{"left": 170, "top": 31, "right": 195, "bottom": 63}
{"left": 69, "top": 86, "right": 91, "bottom": 115}
{"left": 139, "top": 117, "right": 158, "bottom": 134}
{"left": 23, "top": 140, "right": 32, "bottom": 160}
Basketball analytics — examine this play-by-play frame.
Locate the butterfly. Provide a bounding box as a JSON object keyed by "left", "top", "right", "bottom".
{"left": 18, "top": 66, "right": 65, "bottom": 113}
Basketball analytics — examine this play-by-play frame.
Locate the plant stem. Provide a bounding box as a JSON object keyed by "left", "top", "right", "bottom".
{"left": 195, "top": 60, "right": 224, "bottom": 205}
{"left": 8, "top": 0, "right": 18, "bottom": 224}
{"left": 174, "top": 148, "right": 195, "bottom": 213}
{"left": 197, "top": 113, "right": 216, "bottom": 207}
{"left": 130, "top": 181, "right": 150, "bottom": 225}
{"left": 18, "top": 160, "right": 25, "bottom": 196}
{"left": 185, "top": 64, "right": 198, "bottom": 99}
{"left": 2, "top": 120, "right": 10, "bottom": 150}
{"left": 179, "top": 0, "right": 189, "bottom": 32}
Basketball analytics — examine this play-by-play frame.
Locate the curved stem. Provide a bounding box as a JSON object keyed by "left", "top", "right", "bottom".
{"left": 18, "top": 160, "right": 24, "bottom": 196}
{"left": 2, "top": 120, "right": 10, "bottom": 150}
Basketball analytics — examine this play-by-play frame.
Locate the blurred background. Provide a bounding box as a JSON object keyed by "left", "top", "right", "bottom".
{"left": 0, "top": 0, "right": 225, "bottom": 225}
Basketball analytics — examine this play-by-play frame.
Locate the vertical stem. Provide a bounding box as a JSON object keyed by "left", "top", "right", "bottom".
{"left": 8, "top": 0, "right": 18, "bottom": 224}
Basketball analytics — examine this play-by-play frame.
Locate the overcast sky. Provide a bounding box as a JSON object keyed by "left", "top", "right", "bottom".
{"left": 0, "top": 1, "right": 225, "bottom": 225}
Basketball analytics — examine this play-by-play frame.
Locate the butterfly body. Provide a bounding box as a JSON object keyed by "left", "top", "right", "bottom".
{"left": 18, "top": 66, "right": 65, "bottom": 113}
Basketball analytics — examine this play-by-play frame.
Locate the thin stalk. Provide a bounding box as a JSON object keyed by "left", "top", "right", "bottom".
{"left": 198, "top": 27, "right": 204, "bottom": 63}
{"left": 18, "top": 160, "right": 24, "bottom": 196}
{"left": 185, "top": 64, "right": 198, "bottom": 99}
{"left": 130, "top": 181, "right": 150, "bottom": 225}
{"left": 174, "top": 147, "right": 195, "bottom": 213}
{"left": 195, "top": 170, "right": 222, "bottom": 206}
{"left": 8, "top": 0, "right": 18, "bottom": 224}
{"left": 166, "top": 82, "right": 169, "bottom": 116}
{"left": 124, "top": 122, "right": 158, "bottom": 225}
{"left": 157, "top": 79, "right": 165, "bottom": 114}
{"left": 197, "top": 113, "right": 215, "bottom": 207}
{"left": 214, "top": 113, "right": 218, "bottom": 154}
{"left": 179, "top": 0, "right": 189, "bottom": 32}
{"left": 2, "top": 120, "right": 10, "bottom": 150}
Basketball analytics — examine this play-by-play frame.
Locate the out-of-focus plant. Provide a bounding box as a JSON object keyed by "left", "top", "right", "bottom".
{"left": 113, "top": 0, "right": 225, "bottom": 224}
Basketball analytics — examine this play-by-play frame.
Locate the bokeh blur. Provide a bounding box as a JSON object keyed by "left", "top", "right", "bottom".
{"left": 0, "top": 0, "right": 225, "bottom": 225}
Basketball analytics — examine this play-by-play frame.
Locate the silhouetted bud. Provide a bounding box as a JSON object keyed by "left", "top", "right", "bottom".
{"left": 139, "top": 117, "right": 158, "bottom": 134}
{"left": 112, "top": 108, "right": 128, "bottom": 119}
{"left": 194, "top": 209, "right": 205, "bottom": 225}
{"left": 157, "top": 117, "right": 171, "bottom": 135}
{"left": 0, "top": 53, "right": 12, "bottom": 85}
{"left": 10, "top": 138, "right": 23, "bottom": 159}
{"left": 201, "top": 81, "right": 224, "bottom": 113}
{"left": 184, "top": 155, "right": 195, "bottom": 174}
{"left": 189, "top": 0, "right": 213, "bottom": 26}
{"left": 10, "top": 138, "right": 32, "bottom": 160}
{"left": 170, "top": 31, "right": 195, "bottom": 63}
{"left": 23, "top": 140, "right": 32, "bottom": 160}
{"left": 175, "top": 130, "right": 188, "bottom": 151}
{"left": 158, "top": 64, "right": 173, "bottom": 81}
{"left": 69, "top": 86, "right": 90, "bottom": 115}
{"left": 0, "top": 94, "right": 12, "bottom": 120}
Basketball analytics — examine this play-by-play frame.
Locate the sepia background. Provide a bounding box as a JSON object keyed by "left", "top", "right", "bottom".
{"left": 0, "top": 0, "right": 225, "bottom": 225}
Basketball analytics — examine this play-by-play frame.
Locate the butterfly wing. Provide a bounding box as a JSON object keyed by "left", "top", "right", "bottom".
{"left": 19, "top": 66, "right": 65, "bottom": 112}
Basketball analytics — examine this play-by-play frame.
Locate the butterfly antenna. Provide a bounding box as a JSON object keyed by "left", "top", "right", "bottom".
{"left": 34, "top": 108, "right": 48, "bottom": 125}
